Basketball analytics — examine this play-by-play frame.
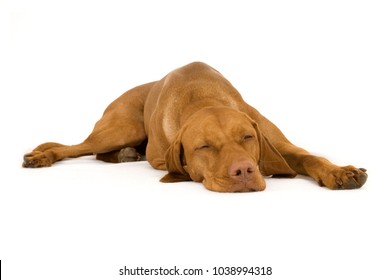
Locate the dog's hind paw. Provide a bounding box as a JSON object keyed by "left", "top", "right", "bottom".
{"left": 118, "top": 147, "right": 141, "bottom": 162}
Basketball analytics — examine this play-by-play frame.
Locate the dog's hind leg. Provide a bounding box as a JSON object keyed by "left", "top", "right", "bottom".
{"left": 95, "top": 139, "right": 147, "bottom": 163}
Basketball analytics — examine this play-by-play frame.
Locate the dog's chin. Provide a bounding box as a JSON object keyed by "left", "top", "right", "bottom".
{"left": 202, "top": 177, "right": 266, "bottom": 193}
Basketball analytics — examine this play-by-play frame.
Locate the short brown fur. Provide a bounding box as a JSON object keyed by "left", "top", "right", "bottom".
{"left": 23, "top": 62, "right": 367, "bottom": 192}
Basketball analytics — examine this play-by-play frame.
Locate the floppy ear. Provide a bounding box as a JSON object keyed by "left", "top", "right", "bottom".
{"left": 160, "top": 129, "right": 191, "bottom": 183}
{"left": 253, "top": 123, "right": 297, "bottom": 178}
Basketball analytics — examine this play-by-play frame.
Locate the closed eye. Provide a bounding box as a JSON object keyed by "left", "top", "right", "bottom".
{"left": 195, "top": 144, "right": 211, "bottom": 151}
{"left": 242, "top": 134, "right": 254, "bottom": 141}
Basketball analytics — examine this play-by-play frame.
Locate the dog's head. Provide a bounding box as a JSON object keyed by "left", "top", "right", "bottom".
{"left": 160, "top": 107, "right": 296, "bottom": 192}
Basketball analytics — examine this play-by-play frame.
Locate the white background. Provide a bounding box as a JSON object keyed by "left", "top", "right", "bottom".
{"left": 1, "top": 0, "right": 388, "bottom": 279}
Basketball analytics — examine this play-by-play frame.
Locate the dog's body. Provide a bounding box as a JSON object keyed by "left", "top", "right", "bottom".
{"left": 23, "top": 62, "right": 367, "bottom": 192}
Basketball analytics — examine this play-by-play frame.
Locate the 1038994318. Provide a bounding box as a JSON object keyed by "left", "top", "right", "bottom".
{"left": 212, "top": 266, "right": 273, "bottom": 276}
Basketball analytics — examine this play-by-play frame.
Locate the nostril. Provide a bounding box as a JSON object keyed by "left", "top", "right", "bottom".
{"left": 229, "top": 160, "right": 255, "bottom": 179}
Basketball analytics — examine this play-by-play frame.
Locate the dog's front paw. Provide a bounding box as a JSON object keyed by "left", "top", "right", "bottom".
{"left": 23, "top": 151, "right": 53, "bottom": 168}
{"left": 319, "top": 165, "right": 367, "bottom": 190}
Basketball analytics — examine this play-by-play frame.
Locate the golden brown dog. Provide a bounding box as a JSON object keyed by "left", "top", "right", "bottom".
{"left": 23, "top": 62, "right": 367, "bottom": 192}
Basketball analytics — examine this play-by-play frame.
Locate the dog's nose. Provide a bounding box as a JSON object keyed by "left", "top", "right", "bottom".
{"left": 228, "top": 160, "right": 266, "bottom": 192}
{"left": 229, "top": 160, "right": 255, "bottom": 180}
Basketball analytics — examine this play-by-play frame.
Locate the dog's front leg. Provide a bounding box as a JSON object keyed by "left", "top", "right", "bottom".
{"left": 280, "top": 143, "right": 367, "bottom": 190}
